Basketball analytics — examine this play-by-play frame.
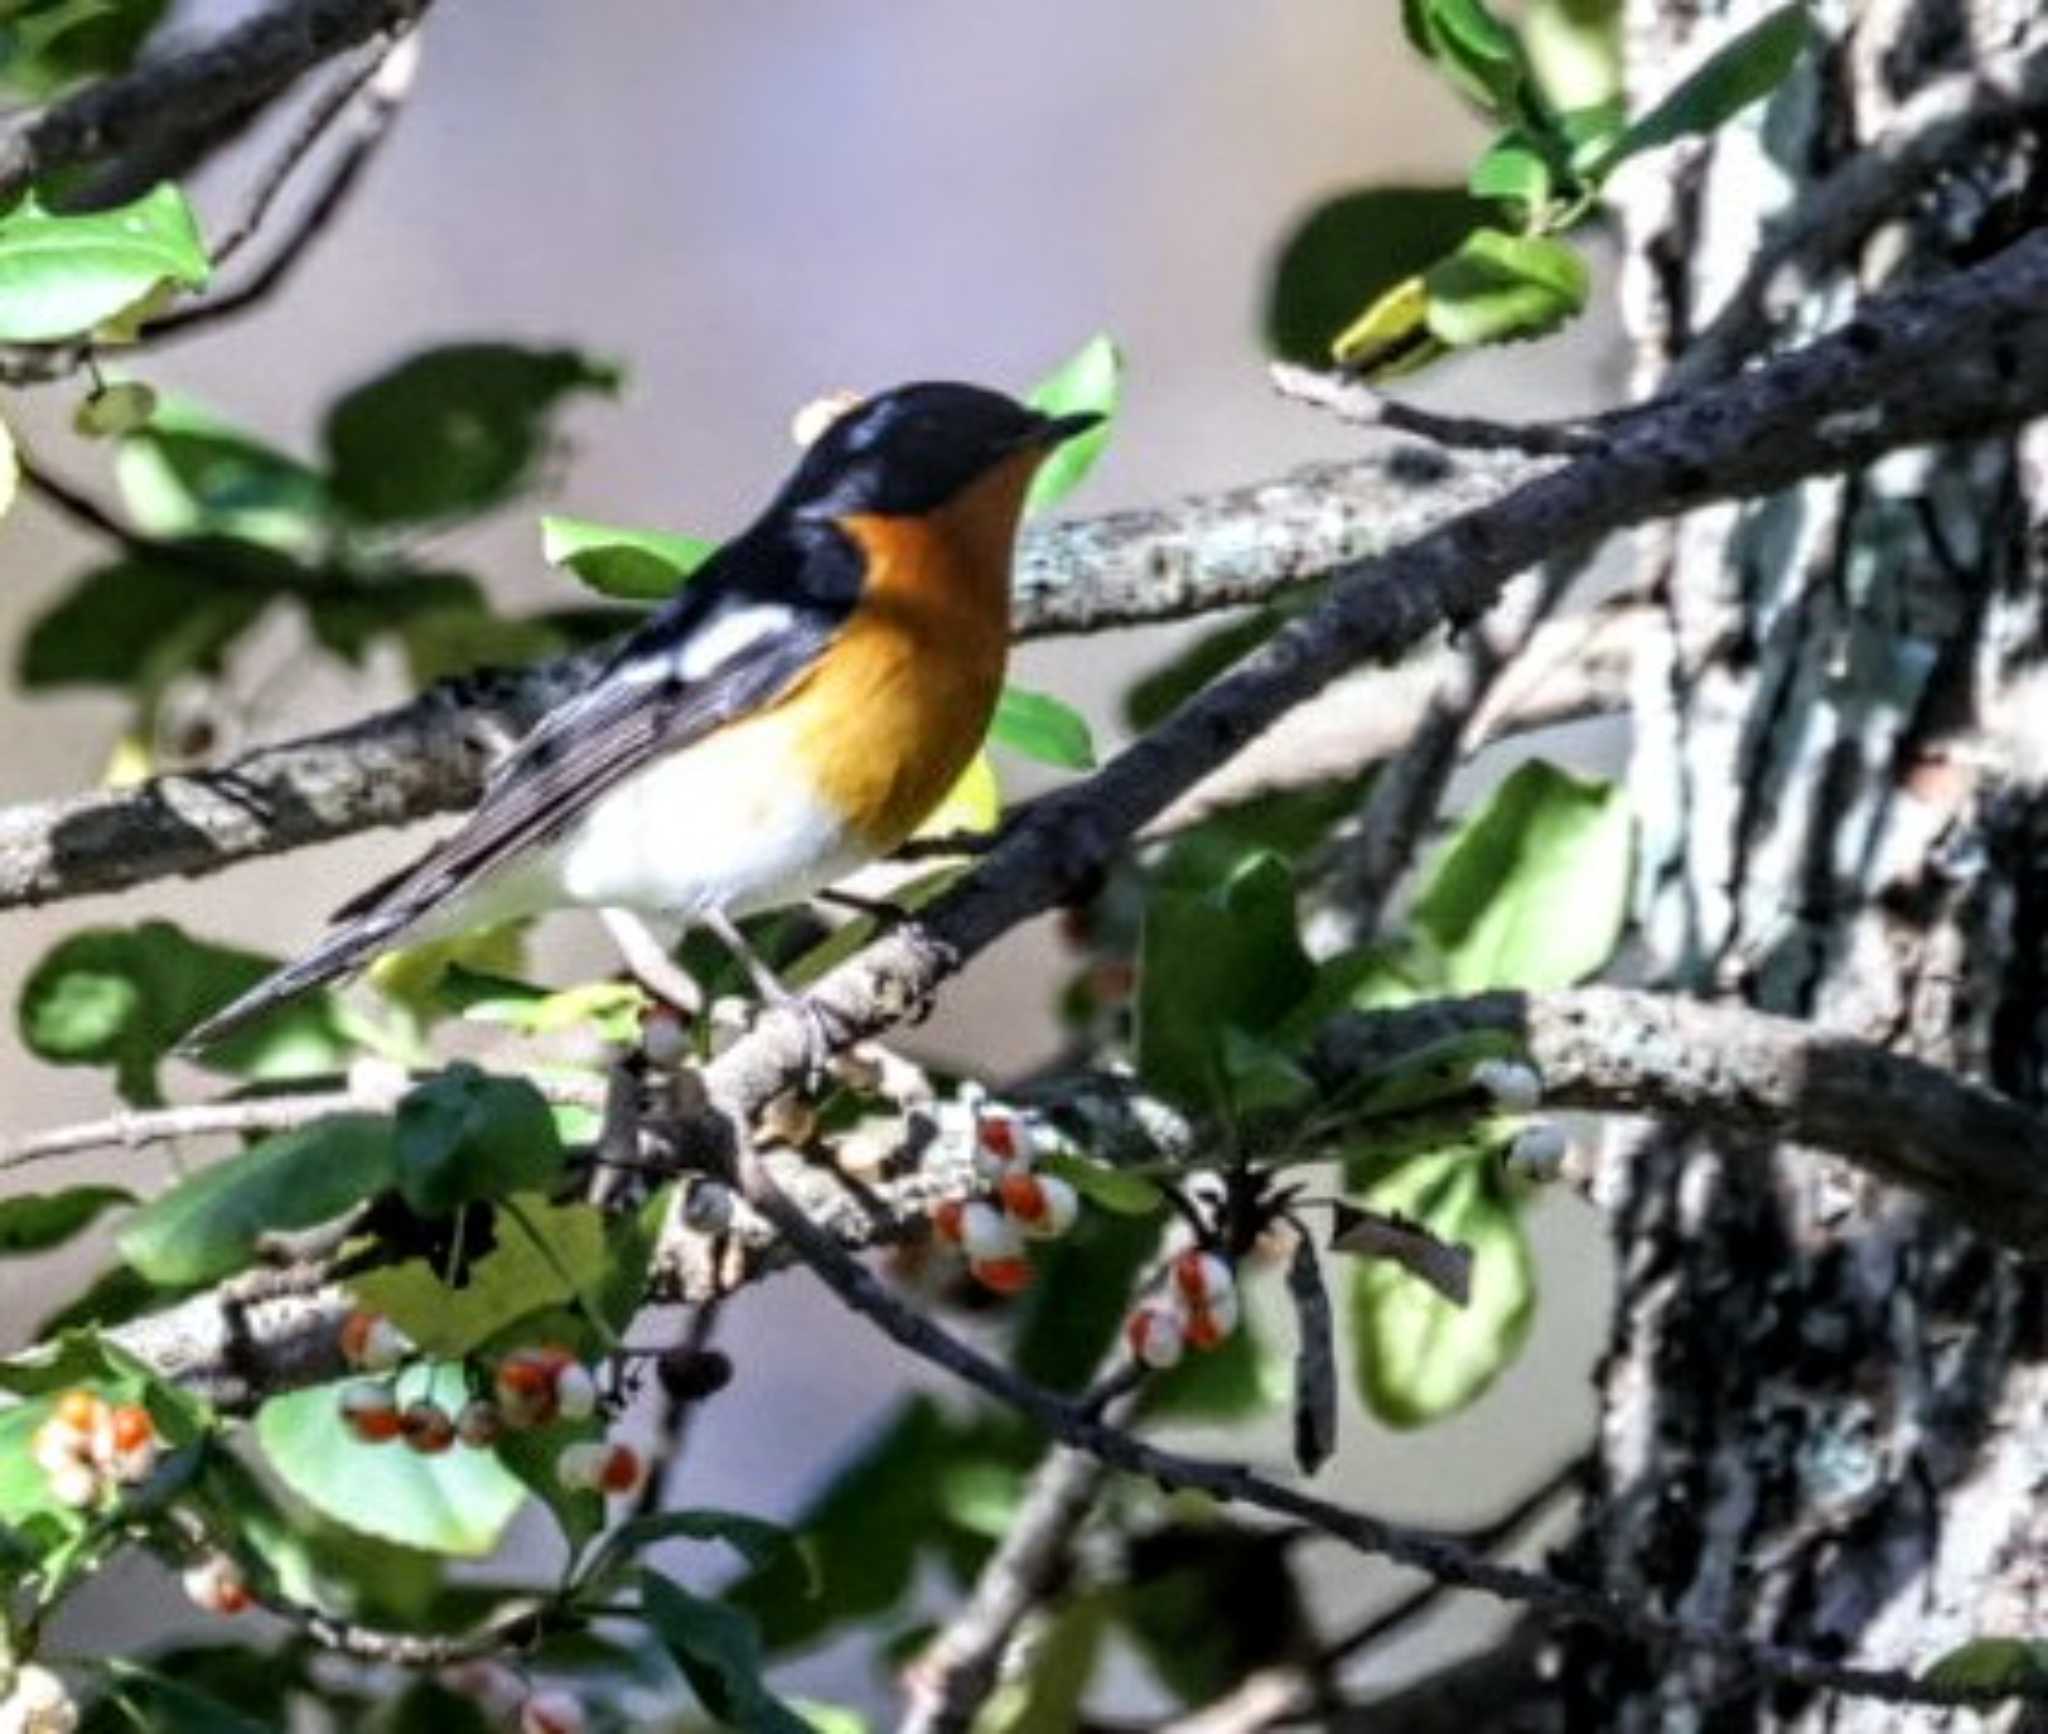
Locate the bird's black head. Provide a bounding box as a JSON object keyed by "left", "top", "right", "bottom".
{"left": 777, "top": 381, "right": 1101, "bottom": 520}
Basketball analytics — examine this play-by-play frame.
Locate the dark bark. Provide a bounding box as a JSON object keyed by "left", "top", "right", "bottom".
{"left": 1557, "top": 2, "right": 2048, "bottom": 1728}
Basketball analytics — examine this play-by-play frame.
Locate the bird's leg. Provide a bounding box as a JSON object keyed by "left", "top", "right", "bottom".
{"left": 600, "top": 908, "right": 703, "bottom": 1017}
{"left": 702, "top": 907, "right": 838, "bottom": 1086}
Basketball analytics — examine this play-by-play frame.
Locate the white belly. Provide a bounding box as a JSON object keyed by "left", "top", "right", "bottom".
{"left": 550, "top": 716, "right": 870, "bottom": 919}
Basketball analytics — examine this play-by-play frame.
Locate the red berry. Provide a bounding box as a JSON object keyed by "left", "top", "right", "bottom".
{"left": 999, "top": 1171, "right": 1045, "bottom": 1222}
{"left": 340, "top": 1382, "right": 402, "bottom": 1444}
{"left": 979, "top": 1117, "right": 1016, "bottom": 1161}
{"left": 401, "top": 1401, "right": 456, "bottom": 1455}
{"left": 106, "top": 1404, "right": 154, "bottom": 1455}
{"left": 932, "top": 1199, "right": 967, "bottom": 1243}
{"left": 1173, "top": 1251, "right": 1235, "bottom": 1309}
{"left": 596, "top": 1444, "right": 646, "bottom": 1497}
{"left": 495, "top": 1351, "right": 565, "bottom": 1428}
{"left": 970, "top": 1256, "right": 1036, "bottom": 1295}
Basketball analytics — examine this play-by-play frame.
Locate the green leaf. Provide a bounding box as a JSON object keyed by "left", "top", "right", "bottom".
{"left": 93, "top": 1661, "right": 274, "bottom": 1734}
{"left": 1411, "top": 758, "right": 1631, "bottom": 991}
{"left": 643, "top": 1569, "right": 814, "bottom": 1734}
{"left": 114, "top": 394, "right": 332, "bottom": 553}
{"left": 1147, "top": 1309, "right": 1288, "bottom": 1422}
{"left": 323, "top": 344, "right": 621, "bottom": 525}
{"left": 1421, "top": 228, "right": 1589, "bottom": 350}
{"left": 455, "top": 972, "right": 646, "bottom": 1042}
{"left": 255, "top": 1368, "right": 527, "bottom": 1557}
{"left": 1013, "top": 1210, "right": 1161, "bottom": 1396}
{"left": 19, "top": 921, "right": 351, "bottom": 1104}
{"left": 392, "top": 1063, "right": 565, "bottom": 1216}
{"left": 0, "top": 1185, "right": 132, "bottom": 1256}
{"left": 1023, "top": 333, "right": 1118, "bottom": 515}
{"left": 36, "top": 1260, "right": 175, "bottom": 1338}
{"left": 1922, "top": 1637, "right": 2048, "bottom": 1696}
{"left": 541, "top": 513, "right": 718, "bottom": 602}
{"left": 587, "top": 1508, "right": 809, "bottom": 1601}
{"left": 1263, "top": 186, "right": 1495, "bottom": 366}
{"left": 1135, "top": 852, "right": 1315, "bottom": 1113}
{"left": 1349, "top": 1148, "right": 1534, "bottom": 1426}
{"left": 1522, "top": 0, "right": 1623, "bottom": 112}
{"left": 0, "top": 183, "right": 207, "bottom": 341}
{"left": 988, "top": 684, "right": 1095, "bottom": 770}
{"left": 1035, "top": 1150, "right": 1163, "bottom": 1217}
{"left": 980, "top": 1590, "right": 1111, "bottom": 1734}
{"left": 304, "top": 572, "right": 491, "bottom": 667}
{"left": 118, "top": 1114, "right": 393, "bottom": 1285}
{"left": 1414, "top": 0, "right": 1525, "bottom": 116}
{"left": 1120, "top": 1523, "right": 1310, "bottom": 1707}
{"left": 1595, "top": 3, "right": 1809, "bottom": 175}
{"left": 73, "top": 378, "right": 156, "bottom": 439}
{"left": 18, "top": 556, "right": 279, "bottom": 699}
{"left": 347, "top": 1196, "right": 608, "bottom": 1358}
{"left": 1468, "top": 132, "right": 1554, "bottom": 212}
{"left": 0, "top": 0, "right": 168, "bottom": 96}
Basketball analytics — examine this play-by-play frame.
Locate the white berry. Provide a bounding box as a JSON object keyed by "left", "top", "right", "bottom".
{"left": 1472, "top": 1057, "right": 1544, "bottom": 1113}
{"left": 1503, "top": 1121, "right": 1570, "bottom": 1182}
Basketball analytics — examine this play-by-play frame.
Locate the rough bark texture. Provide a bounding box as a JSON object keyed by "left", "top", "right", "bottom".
{"left": 1561, "top": 2, "right": 2048, "bottom": 1728}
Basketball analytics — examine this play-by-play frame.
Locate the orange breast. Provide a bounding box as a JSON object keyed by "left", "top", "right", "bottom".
{"left": 786, "top": 448, "right": 1039, "bottom": 849}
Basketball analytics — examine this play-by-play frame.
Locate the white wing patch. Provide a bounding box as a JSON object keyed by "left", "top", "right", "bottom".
{"left": 660, "top": 602, "right": 800, "bottom": 683}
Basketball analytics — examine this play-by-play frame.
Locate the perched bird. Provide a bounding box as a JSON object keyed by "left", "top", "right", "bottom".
{"left": 181, "top": 382, "right": 1100, "bottom": 1049}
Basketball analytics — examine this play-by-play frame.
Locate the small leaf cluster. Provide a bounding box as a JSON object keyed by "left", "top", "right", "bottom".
{"left": 1266, "top": 0, "right": 1812, "bottom": 375}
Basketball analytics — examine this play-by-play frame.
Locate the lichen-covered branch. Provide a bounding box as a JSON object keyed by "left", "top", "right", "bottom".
{"left": 0, "top": 446, "right": 1531, "bottom": 912}
{"left": 0, "top": 0, "right": 433, "bottom": 204}
{"left": 1312, "top": 987, "right": 2048, "bottom": 1253}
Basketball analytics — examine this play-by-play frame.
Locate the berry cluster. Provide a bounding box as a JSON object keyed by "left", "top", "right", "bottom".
{"left": 930, "top": 1107, "right": 1081, "bottom": 1293}
{"left": 30, "top": 1389, "right": 159, "bottom": 1509}
{"left": 332, "top": 1314, "right": 645, "bottom": 1502}
{"left": 1125, "top": 1250, "right": 1242, "bottom": 1370}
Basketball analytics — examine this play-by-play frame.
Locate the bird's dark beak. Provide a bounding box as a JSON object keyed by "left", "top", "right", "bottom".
{"left": 1029, "top": 410, "right": 1106, "bottom": 448}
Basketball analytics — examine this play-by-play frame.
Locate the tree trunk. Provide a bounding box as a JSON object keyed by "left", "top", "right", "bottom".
{"left": 1557, "top": 1, "right": 2048, "bottom": 1728}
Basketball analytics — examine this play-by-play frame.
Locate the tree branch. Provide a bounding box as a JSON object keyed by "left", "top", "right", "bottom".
{"left": 0, "top": 0, "right": 434, "bottom": 205}
{"left": 0, "top": 444, "right": 1533, "bottom": 911}
{"left": 673, "top": 228, "right": 2048, "bottom": 1270}
{"left": 1312, "top": 986, "right": 2048, "bottom": 1252}
{"left": 737, "top": 1162, "right": 2026, "bottom": 1711}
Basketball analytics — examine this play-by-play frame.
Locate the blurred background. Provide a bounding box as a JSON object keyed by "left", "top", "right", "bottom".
{"left": 0, "top": 1, "right": 1627, "bottom": 1718}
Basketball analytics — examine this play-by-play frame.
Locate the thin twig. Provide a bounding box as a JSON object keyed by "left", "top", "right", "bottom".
{"left": 1, "top": 1071, "right": 603, "bottom": 1176}
{"left": 152, "top": 31, "right": 422, "bottom": 339}
{"left": 1314, "top": 547, "right": 1588, "bottom": 943}
{"left": 1160, "top": 1459, "right": 1584, "bottom": 1734}
{"left": 900, "top": 1444, "right": 1113, "bottom": 1733}
{"left": 738, "top": 1167, "right": 2029, "bottom": 1711}
{"left": 1270, "top": 362, "right": 1608, "bottom": 456}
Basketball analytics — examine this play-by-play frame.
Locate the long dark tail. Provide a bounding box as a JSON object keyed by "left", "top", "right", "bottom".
{"left": 176, "top": 870, "right": 425, "bottom": 1054}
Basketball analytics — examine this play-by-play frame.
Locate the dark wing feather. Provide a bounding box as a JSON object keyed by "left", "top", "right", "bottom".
{"left": 178, "top": 524, "right": 857, "bottom": 1051}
